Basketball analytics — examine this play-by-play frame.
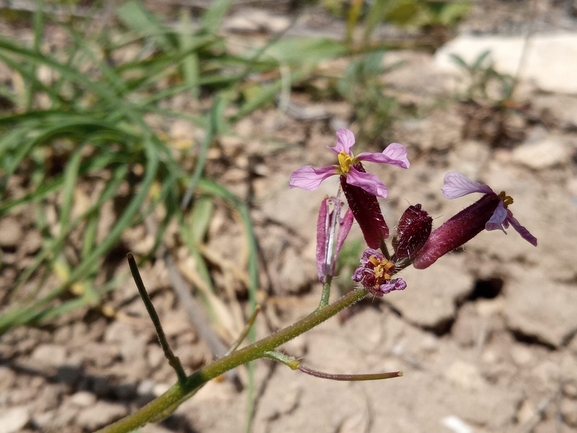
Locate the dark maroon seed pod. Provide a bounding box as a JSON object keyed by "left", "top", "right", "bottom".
{"left": 394, "top": 204, "right": 432, "bottom": 260}
{"left": 340, "top": 163, "right": 389, "bottom": 249}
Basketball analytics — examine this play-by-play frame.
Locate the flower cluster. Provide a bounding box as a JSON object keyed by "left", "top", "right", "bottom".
{"left": 290, "top": 129, "right": 537, "bottom": 296}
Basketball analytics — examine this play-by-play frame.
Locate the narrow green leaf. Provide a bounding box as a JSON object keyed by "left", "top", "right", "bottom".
{"left": 189, "top": 196, "right": 214, "bottom": 243}
{"left": 201, "top": 0, "right": 233, "bottom": 35}
{"left": 180, "top": 96, "right": 225, "bottom": 209}
{"left": 117, "top": 1, "right": 174, "bottom": 51}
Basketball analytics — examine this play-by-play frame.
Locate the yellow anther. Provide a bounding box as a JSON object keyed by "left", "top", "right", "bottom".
{"left": 498, "top": 191, "right": 514, "bottom": 207}
{"left": 337, "top": 151, "right": 353, "bottom": 174}
{"left": 369, "top": 255, "right": 395, "bottom": 282}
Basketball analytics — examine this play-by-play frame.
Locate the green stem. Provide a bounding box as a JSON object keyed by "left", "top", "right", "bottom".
{"left": 127, "top": 253, "right": 186, "bottom": 384}
{"left": 95, "top": 288, "right": 369, "bottom": 433}
{"left": 317, "top": 277, "right": 332, "bottom": 309}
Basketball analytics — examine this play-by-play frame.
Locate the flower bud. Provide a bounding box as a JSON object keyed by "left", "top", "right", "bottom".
{"left": 393, "top": 204, "right": 432, "bottom": 260}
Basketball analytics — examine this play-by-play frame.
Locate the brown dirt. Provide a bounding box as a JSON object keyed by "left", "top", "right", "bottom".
{"left": 1, "top": 2, "right": 577, "bottom": 433}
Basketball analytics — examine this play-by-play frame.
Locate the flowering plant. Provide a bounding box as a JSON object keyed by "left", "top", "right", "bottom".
{"left": 98, "top": 129, "right": 536, "bottom": 433}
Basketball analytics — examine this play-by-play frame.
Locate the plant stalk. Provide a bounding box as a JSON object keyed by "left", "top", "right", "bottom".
{"left": 95, "top": 287, "right": 369, "bottom": 433}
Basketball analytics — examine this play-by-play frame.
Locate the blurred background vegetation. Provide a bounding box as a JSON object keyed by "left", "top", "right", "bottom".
{"left": 0, "top": 0, "right": 471, "bottom": 342}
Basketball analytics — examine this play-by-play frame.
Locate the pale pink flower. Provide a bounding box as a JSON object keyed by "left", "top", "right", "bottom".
{"left": 289, "top": 129, "right": 409, "bottom": 199}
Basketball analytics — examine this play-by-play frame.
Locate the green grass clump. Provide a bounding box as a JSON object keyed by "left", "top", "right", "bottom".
{"left": 0, "top": 0, "right": 370, "bottom": 335}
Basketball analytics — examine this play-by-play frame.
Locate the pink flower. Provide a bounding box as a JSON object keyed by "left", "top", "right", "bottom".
{"left": 413, "top": 172, "right": 537, "bottom": 269}
{"left": 289, "top": 129, "right": 409, "bottom": 199}
{"left": 441, "top": 172, "right": 537, "bottom": 245}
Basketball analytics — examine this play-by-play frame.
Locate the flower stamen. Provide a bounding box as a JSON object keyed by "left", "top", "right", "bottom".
{"left": 497, "top": 191, "right": 514, "bottom": 207}
{"left": 353, "top": 249, "right": 406, "bottom": 296}
{"left": 337, "top": 151, "right": 353, "bottom": 174}
{"left": 369, "top": 255, "right": 395, "bottom": 282}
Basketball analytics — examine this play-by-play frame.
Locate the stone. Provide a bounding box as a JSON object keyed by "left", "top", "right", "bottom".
{"left": 31, "top": 411, "right": 55, "bottom": 430}
{"left": 444, "top": 360, "right": 486, "bottom": 391}
{"left": 0, "top": 217, "right": 23, "bottom": 249}
{"left": 533, "top": 94, "right": 577, "bottom": 129}
{"left": 386, "top": 256, "right": 474, "bottom": 330}
{"left": 69, "top": 391, "right": 96, "bottom": 408}
{"left": 510, "top": 345, "right": 534, "bottom": 367}
{"left": 76, "top": 401, "right": 127, "bottom": 430}
{"left": 30, "top": 344, "right": 67, "bottom": 366}
{"left": 397, "top": 105, "right": 464, "bottom": 151}
{"left": 516, "top": 399, "right": 537, "bottom": 425}
{"left": 435, "top": 32, "right": 577, "bottom": 95}
{"left": 441, "top": 415, "right": 473, "bottom": 433}
{"left": 452, "top": 303, "right": 488, "bottom": 348}
{"left": 137, "top": 380, "right": 156, "bottom": 396}
{"left": 564, "top": 381, "right": 577, "bottom": 399}
{"left": 505, "top": 268, "right": 577, "bottom": 347}
{"left": 0, "top": 366, "right": 16, "bottom": 391}
{"left": 275, "top": 246, "right": 317, "bottom": 294}
{"left": 562, "top": 399, "right": 577, "bottom": 427}
{"left": 512, "top": 131, "right": 569, "bottom": 170}
{"left": 0, "top": 407, "right": 30, "bottom": 433}
{"left": 103, "top": 321, "right": 146, "bottom": 362}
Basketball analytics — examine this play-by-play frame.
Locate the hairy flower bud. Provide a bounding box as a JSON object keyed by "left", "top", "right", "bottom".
{"left": 393, "top": 204, "right": 432, "bottom": 261}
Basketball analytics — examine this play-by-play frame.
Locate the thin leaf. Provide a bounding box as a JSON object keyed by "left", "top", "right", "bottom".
{"left": 201, "top": 0, "right": 233, "bottom": 35}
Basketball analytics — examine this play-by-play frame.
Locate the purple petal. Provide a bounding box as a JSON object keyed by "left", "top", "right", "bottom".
{"left": 335, "top": 208, "right": 354, "bottom": 256}
{"left": 485, "top": 201, "right": 508, "bottom": 233}
{"left": 316, "top": 198, "right": 329, "bottom": 283}
{"left": 289, "top": 165, "right": 337, "bottom": 191}
{"left": 442, "top": 172, "right": 494, "bottom": 199}
{"left": 328, "top": 128, "right": 355, "bottom": 155}
{"left": 379, "top": 278, "right": 407, "bottom": 295}
{"left": 345, "top": 167, "right": 388, "bottom": 198}
{"left": 357, "top": 143, "right": 410, "bottom": 169}
{"left": 506, "top": 210, "right": 538, "bottom": 246}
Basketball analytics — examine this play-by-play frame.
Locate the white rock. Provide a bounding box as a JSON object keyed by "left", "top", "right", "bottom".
{"left": 76, "top": 401, "right": 127, "bottom": 430}
{"left": 512, "top": 133, "right": 569, "bottom": 169}
{"left": 0, "top": 217, "right": 22, "bottom": 248}
{"left": 0, "top": 407, "right": 30, "bottom": 433}
{"left": 137, "top": 379, "right": 156, "bottom": 396}
{"left": 505, "top": 268, "right": 577, "bottom": 347}
{"left": 444, "top": 361, "right": 486, "bottom": 391}
{"left": 435, "top": 32, "right": 577, "bottom": 95}
{"left": 69, "top": 391, "right": 96, "bottom": 407}
{"left": 442, "top": 415, "right": 473, "bottom": 433}
{"left": 31, "top": 344, "right": 67, "bottom": 366}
